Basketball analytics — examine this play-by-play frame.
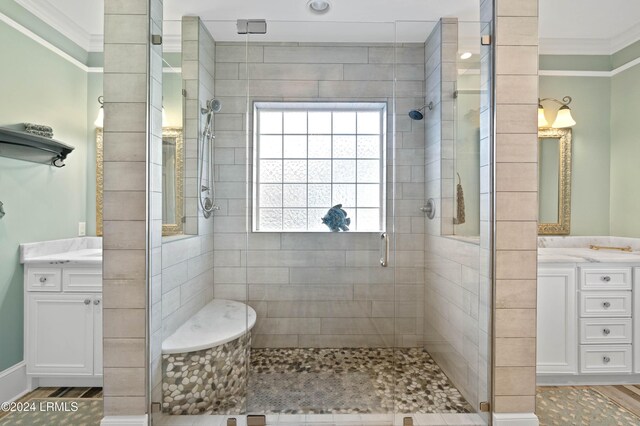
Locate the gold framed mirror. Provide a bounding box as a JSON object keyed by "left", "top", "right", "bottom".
{"left": 96, "top": 127, "right": 184, "bottom": 236}
{"left": 538, "top": 127, "right": 572, "bottom": 235}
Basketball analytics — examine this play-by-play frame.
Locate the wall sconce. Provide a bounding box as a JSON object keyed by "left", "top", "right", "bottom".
{"left": 94, "top": 96, "right": 104, "bottom": 128}
{"left": 538, "top": 96, "right": 576, "bottom": 128}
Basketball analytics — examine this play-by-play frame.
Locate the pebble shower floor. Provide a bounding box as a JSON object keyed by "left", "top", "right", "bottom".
{"left": 242, "top": 347, "right": 472, "bottom": 415}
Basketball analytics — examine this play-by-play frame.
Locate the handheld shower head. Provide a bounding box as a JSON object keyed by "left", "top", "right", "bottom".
{"left": 408, "top": 102, "right": 434, "bottom": 120}
{"left": 208, "top": 99, "right": 222, "bottom": 113}
{"left": 201, "top": 99, "right": 223, "bottom": 115}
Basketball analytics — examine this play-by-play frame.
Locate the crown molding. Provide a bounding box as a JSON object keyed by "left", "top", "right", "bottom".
{"left": 15, "top": 0, "right": 94, "bottom": 51}
{"left": 89, "top": 34, "right": 103, "bottom": 52}
{"left": 0, "top": 11, "right": 89, "bottom": 72}
{"left": 540, "top": 23, "right": 640, "bottom": 56}
{"left": 611, "top": 21, "right": 640, "bottom": 54}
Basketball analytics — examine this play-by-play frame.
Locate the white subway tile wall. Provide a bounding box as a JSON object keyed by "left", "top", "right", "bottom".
{"left": 212, "top": 41, "right": 427, "bottom": 349}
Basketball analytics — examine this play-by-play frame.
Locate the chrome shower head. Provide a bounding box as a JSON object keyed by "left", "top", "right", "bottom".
{"left": 201, "top": 98, "right": 222, "bottom": 114}
{"left": 408, "top": 102, "right": 434, "bottom": 120}
{"left": 208, "top": 99, "right": 222, "bottom": 113}
{"left": 408, "top": 110, "right": 424, "bottom": 120}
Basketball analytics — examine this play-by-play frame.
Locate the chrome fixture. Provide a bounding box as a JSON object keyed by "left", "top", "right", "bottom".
{"left": 237, "top": 19, "right": 267, "bottom": 34}
{"left": 408, "top": 102, "right": 433, "bottom": 120}
{"left": 0, "top": 201, "right": 5, "bottom": 219}
{"left": 199, "top": 99, "right": 222, "bottom": 218}
{"left": 538, "top": 96, "right": 576, "bottom": 128}
{"left": 380, "top": 232, "right": 389, "bottom": 267}
{"left": 94, "top": 96, "right": 104, "bottom": 128}
{"left": 307, "top": 0, "right": 331, "bottom": 14}
{"left": 420, "top": 198, "right": 436, "bottom": 219}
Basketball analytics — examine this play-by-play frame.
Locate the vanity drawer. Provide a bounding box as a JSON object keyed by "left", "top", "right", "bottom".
{"left": 580, "top": 318, "right": 632, "bottom": 344}
{"left": 62, "top": 268, "right": 102, "bottom": 292}
{"left": 580, "top": 267, "right": 632, "bottom": 291}
{"left": 27, "top": 268, "right": 61, "bottom": 291}
{"left": 580, "top": 345, "right": 632, "bottom": 373}
{"left": 579, "top": 292, "right": 631, "bottom": 317}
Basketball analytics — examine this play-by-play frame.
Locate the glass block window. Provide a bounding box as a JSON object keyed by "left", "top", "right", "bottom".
{"left": 253, "top": 102, "right": 387, "bottom": 232}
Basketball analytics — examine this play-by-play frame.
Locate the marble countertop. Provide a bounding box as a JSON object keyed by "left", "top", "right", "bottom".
{"left": 162, "top": 299, "right": 257, "bottom": 355}
{"left": 538, "top": 247, "right": 640, "bottom": 264}
{"left": 21, "top": 237, "right": 102, "bottom": 265}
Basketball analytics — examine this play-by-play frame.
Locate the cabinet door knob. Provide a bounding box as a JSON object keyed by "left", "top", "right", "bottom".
{"left": 601, "top": 276, "right": 611, "bottom": 282}
{"left": 39, "top": 277, "right": 47, "bottom": 283}
{"left": 603, "top": 356, "right": 611, "bottom": 363}
{"left": 602, "top": 301, "right": 611, "bottom": 308}
{"left": 94, "top": 299, "right": 101, "bottom": 305}
{"left": 84, "top": 299, "right": 91, "bottom": 305}
{"left": 603, "top": 328, "right": 611, "bottom": 335}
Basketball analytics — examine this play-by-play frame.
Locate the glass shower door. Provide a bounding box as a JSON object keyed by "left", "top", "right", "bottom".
{"left": 240, "top": 20, "right": 402, "bottom": 420}
{"left": 395, "top": 19, "right": 493, "bottom": 425}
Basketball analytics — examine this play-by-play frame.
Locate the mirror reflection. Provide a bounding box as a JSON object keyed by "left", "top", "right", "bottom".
{"left": 537, "top": 127, "right": 572, "bottom": 235}
{"left": 161, "top": 128, "right": 184, "bottom": 235}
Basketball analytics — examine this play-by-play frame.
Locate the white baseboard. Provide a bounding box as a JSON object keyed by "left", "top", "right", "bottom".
{"left": 493, "top": 413, "right": 539, "bottom": 426}
{"left": 101, "top": 414, "right": 148, "bottom": 426}
{"left": 36, "top": 376, "right": 103, "bottom": 388}
{"left": 537, "top": 373, "right": 640, "bottom": 386}
{"left": 0, "top": 362, "right": 29, "bottom": 403}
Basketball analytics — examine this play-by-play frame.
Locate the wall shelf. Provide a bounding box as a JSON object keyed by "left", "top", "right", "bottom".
{"left": 0, "top": 127, "right": 74, "bottom": 167}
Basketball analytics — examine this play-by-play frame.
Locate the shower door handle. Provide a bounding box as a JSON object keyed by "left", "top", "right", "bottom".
{"left": 380, "top": 232, "right": 389, "bottom": 267}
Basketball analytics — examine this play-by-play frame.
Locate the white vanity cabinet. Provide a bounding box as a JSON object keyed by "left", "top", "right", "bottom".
{"left": 537, "top": 261, "right": 640, "bottom": 383}
{"left": 537, "top": 267, "right": 578, "bottom": 374}
{"left": 24, "top": 265, "right": 103, "bottom": 385}
{"left": 578, "top": 266, "right": 633, "bottom": 374}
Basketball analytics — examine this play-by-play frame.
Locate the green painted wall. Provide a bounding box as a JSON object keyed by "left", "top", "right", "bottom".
{"left": 540, "top": 55, "right": 612, "bottom": 72}
{"left": 610, "top": 62, "right": 640, "bottom": 237}
{"left": 539, "top": 76, "right": 612, "bottom": 235}
{"left": 0, "top": 21, "right": 89, "bottom": 371}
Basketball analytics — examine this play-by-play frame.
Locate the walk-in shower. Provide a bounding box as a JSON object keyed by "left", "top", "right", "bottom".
{"left": 154, "top": 13, "right": 493, "bottom": 426}
{"left": 199, "top": 98, "right": 221, "bottom": 218}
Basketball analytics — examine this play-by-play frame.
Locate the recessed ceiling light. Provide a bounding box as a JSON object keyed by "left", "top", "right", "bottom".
{"left": 460, "top": 52, "right": 472, "bottom": 60}
{"left": 307, "top": 0, "right": 331, "bottom": 14}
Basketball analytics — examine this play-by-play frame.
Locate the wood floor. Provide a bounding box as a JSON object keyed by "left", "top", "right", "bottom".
{"left": 0, "top": 386, "right": 102, "bottom": 420}
{"left": 591, "top": 385, "right": 640, "bottom": 418}
{"left": 538, "top": 385, "right": 640, "bottom": 420}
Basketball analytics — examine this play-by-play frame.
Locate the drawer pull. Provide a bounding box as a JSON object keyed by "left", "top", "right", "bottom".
{"left": 603, "top": 356, "right": 611, "bottom": 364}
{"left": 601, "top": 276, "right": 612, "bottom": 282}
{"left": 94, "top": 299, "right": 101, "bottom": 305}
{"left": 602, "top": 301, "right": 611, "bottom": 308}
{"left": 602, "top": 328, "right": 611, "bottom": 335}
{"left": 84, "top": 299, "right": 91, "bottom": 305}
{"left": 39, "top": 277, "right": 47, "bottom": 283}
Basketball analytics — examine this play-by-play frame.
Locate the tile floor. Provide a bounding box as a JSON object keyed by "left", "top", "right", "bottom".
{"left": 157, "top": 347, "right": 481, "bottom": 425}
{"left": 246, "top": 348, "right": 472, "bottom": 414}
